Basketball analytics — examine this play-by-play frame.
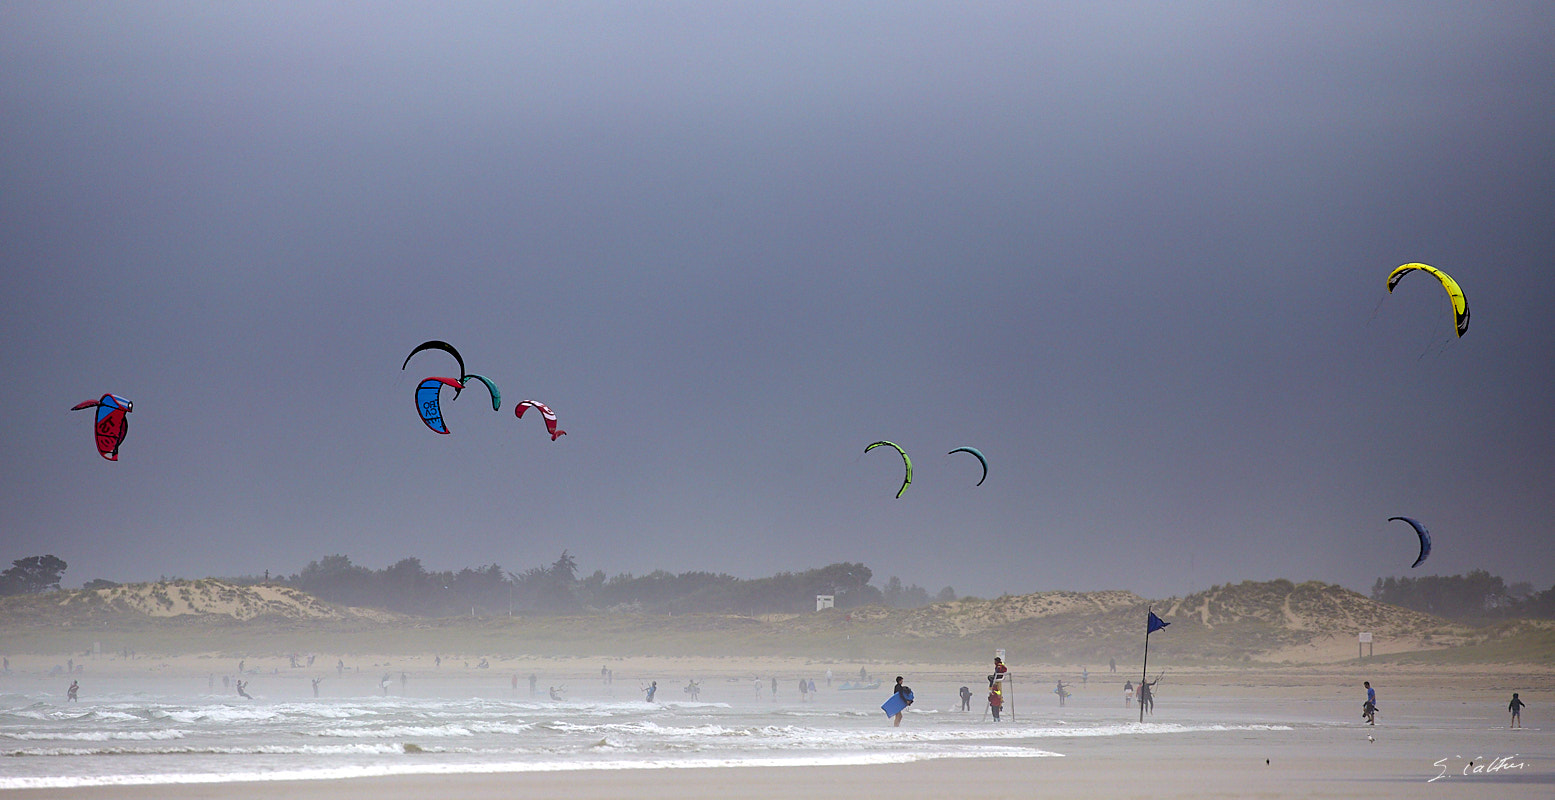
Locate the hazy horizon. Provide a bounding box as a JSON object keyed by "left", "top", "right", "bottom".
{"left": 3, "top": 2, "right": 1553, "bottom": 601}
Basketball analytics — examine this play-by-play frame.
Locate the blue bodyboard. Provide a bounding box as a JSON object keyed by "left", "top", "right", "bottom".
{"left": 881, "top": 690, "right": 914, "bottom": 717}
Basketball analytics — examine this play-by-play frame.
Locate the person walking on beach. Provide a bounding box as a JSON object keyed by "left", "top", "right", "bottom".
{"left": 66, "top": 680, "right": 79, "bottom": 702}
{"left": 1362, "top": 681, "right": 1377, "bottom": 725}
{"left": 1109, "top": 657, "right": 1116, "bottom": 673}
{"left": 1509, "top": 693, "right": 1526, "bottom": 728}
{"left": 959, "top": 685, "right": 973, "bottom": 711}
{"left": 892, "top": 676, "right": 913, "bottom": 727}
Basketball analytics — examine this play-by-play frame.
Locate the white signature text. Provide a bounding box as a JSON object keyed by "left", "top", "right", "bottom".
{"left": 1429, "top": 755, "right": 1527, "bottom": 782}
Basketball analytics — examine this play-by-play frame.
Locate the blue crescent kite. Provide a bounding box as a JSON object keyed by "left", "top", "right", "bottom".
{"left": 1387, "top": 516, "right": 1432, "bottom": 569}
{"left": 70, "top": 394, "right": 132, "bottom": 460}
{"left": 415, "top": 378, "right": 465, "bottom": 434}
{"left": 947, "top": 447, "right": 988, "bottom": 486}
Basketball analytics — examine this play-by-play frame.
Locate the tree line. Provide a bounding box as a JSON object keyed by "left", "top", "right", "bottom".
{"left": 1371, "top": 569, "right": 1555, "bottom": 621}
{"left": 282, "top": 553, "right": 955, "bottom": 617}
{"left": 0, "top": 552, "right": 954, "bottom": 618}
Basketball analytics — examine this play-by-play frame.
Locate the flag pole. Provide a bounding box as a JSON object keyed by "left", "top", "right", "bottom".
{"left": 1140, "top": 604, "right": 1151, "bottom": 724}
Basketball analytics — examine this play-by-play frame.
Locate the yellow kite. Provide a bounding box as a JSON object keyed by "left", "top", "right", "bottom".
{"left": 1386, "top": 263, "right": 1469, "bottom": 337}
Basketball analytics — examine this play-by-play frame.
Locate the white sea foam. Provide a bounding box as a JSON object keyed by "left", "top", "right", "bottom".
{"left": 0, "top": 687, "right": 1299, "bottom": 790}
{"left": 0, "top": 750, "right": 1062, "bottom": 790}
{"left": 2, "top": 729, "right": 189, "bottom": 742}
{"left": 5, "top": 743, "right": 410, "bottom": 757}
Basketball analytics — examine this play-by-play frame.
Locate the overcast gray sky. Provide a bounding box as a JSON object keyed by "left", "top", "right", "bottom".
{"left": 3, "top": 1, "right": 1552, "bottom": 600}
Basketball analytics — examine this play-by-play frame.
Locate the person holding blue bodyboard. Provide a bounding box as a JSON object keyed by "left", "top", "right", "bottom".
{"left": 883, "top": 676, "right": 914, "bottom": 726}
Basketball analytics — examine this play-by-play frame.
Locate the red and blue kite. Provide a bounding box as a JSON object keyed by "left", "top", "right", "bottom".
{"left": 416, "top": 378, "right": 464, "bottom": 434}
{"left": 70, "top": 394, "right": 133, "bottom": 460}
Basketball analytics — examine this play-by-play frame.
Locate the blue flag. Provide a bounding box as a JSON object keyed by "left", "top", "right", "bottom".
{"left": 1147, "top": 611, "right": 1170, "bottom": 634}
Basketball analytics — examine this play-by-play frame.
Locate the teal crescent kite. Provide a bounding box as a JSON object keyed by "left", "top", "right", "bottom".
{"left": 460, "top": 373, "right": 501, "bottom": 411}
{"left": 947, "top": 447, "right": 988, "bottom": 486}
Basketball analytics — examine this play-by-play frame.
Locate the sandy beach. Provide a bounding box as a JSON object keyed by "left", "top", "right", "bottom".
{"left": 8, "top": 734, "right": 1549, "bottom": 800}
{"left": 4, "top": 651, "right": 1549, "bottom": 799}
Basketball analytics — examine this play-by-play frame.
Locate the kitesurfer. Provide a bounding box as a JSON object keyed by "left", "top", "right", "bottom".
{"left": 645, "top": 681, "right": 658, "bottom": 702}
{"left": 1055, "top": 679, "right": 1068, "bottom": 707}
{"left": 66, "top": 680, "right": 79, "bottom": 702}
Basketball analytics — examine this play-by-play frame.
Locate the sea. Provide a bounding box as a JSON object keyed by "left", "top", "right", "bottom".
{"left": 0, "top": 673, "right": 1296, "bottom": 791}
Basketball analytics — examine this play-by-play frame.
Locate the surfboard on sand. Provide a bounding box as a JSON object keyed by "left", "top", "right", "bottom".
{"left": 881, "top": 690, "right": 914, "bottom": 717}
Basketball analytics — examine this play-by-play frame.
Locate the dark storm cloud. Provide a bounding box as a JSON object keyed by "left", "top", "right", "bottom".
{"left": 2, "top": 2, "right": 1552, "bottom": 599}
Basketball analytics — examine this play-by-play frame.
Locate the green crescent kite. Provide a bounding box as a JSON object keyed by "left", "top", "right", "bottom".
{"left": 865, "top": 441, "right": 913, "bottom": 499}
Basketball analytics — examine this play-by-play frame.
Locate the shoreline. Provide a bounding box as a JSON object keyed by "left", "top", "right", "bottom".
{"left": 5, "top": 744, "right": 1547, "bottom": 800}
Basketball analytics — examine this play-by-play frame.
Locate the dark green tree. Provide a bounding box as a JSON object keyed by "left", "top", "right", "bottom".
{"left": 0, "top": 555, "right": 68, "bottom": 595}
